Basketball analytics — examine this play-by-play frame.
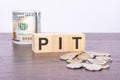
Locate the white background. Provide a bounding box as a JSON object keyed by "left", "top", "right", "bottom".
{"left": 0, "top": 0, "right": 120, "bottom": 33}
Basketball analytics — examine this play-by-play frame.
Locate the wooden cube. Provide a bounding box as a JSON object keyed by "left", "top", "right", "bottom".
{"left": 32, "top": 33, "right": 85, "bottom": 53}
{"left": 68, "top": 34, "right": 85, "bottom": 52}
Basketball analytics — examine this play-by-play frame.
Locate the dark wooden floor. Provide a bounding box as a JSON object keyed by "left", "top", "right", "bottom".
{"left": 0, "top": 33, "right": 120, "bottom": 80}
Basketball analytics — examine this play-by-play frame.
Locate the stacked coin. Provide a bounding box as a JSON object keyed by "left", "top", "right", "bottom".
{"left": 60, "top": 51, "right": 112, "bottom": 71}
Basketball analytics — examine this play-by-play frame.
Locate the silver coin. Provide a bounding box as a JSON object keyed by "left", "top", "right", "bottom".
{"left": 66, "top": 63, "right": 83, "bottom": 69}
{"left": 82, "top": 63, "right": 102, "bottom": 71}
{"left": 95, "top": 56, "right": 112, "bottom": 62}
{"left": 87, "top": 59, "right": 107, "bottom": 65}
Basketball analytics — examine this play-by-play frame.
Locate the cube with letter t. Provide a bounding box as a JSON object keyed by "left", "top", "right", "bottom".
{"left": 32, "top": 33, "right": 85, "bottom": 53}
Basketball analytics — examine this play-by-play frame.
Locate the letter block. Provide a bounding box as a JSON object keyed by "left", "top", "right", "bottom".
{"left": 32, "top": 33, "right": 85, "bottom": 53}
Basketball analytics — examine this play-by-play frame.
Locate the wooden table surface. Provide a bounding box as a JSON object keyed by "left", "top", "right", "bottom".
{"left": 0, "top": 33, "right": 120, "bottom": 80}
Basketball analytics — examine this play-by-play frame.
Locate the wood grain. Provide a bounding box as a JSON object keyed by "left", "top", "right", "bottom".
{"left": 0, "top": 33, "right": 120, "bottom": 80}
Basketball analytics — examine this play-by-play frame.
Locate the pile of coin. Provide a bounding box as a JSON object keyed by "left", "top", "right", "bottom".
{"left": 60, "top": 51, "right": 112, "bottom": 71}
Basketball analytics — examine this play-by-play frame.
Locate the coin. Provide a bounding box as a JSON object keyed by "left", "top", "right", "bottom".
{"left": 87, "top": 59, "right": 107, "bottom": 65}
{"left": 85, "top": 51, "right": 97, "bottom": 55}
{"left": 92, "top": 52, "right": 111, "bottom": 57}
{"left": 60, "top": 52, "right": 81, "bottom": 61}
{"left": 87, "top": 53, "right": 95, "bottom": 58}
{"left": 60, "top": 51, "right": 112, "bottom": 71}
{"left": 101, "top": 64, "right": 109, "bottom": 69}
{"left": 77, "top": 53, "right": 93, "bottom": 61}
{"left": 95, "top": 56, "right": 112, "bottom": 62}
{"left": 66, "top": 63, "right": 83, "bottom": 69}
{"left": 66, "top": 59, "right": 83, "bottom": 64}
{"left": 82, "top": 63, "right": 102, "bottom": 71}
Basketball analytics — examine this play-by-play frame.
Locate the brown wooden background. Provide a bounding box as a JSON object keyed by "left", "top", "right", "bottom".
{"left": 0, "top": 33, "right": 120, "bottom": 80}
